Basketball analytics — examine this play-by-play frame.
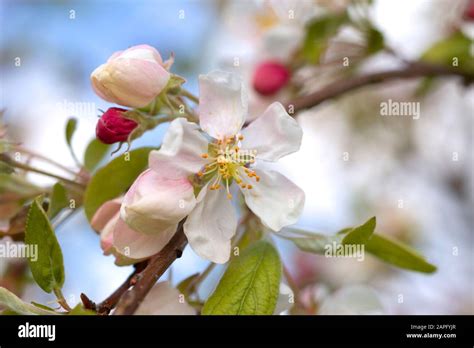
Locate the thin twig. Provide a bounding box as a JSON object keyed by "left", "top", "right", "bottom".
{"left": 85, "top": 261, "right": 147, "bottom": 315}
{"left": 14, "top": 146, "right": 79, "bottom": 176}
{"left": 0, "top": 154, "right": 85, "bottom": 189}
{"left": 287, "top": 62, "right": 474, "bottom": 113}
{"left": 113, "top": 224, "right": 188, "bottom": 315}
{"left": 181, "top": 88, "right": 199, "bottom": 104}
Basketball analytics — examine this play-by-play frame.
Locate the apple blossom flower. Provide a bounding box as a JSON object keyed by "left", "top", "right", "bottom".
{"left": 122, "top": 70, "right": 304, "bottom": 264}
{"left": 91, "top": 45, "right": 173, "bottom": 108}
{"left": 91, "top": 198, "right": 145, "bottom": 265}
{"left": 253, "top": 61, "right": 290, "bottom": 96}
{"left": 91, "top": 170, "right": 195, "bottom": 265}
{"left": 96, "top": 107, "right": 138, "bottom": 144}
{"left": 135, "top": 281, "right": 196, "bottom": 315}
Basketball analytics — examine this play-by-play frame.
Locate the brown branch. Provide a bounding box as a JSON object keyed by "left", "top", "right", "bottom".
{"left": 287, "top": 62, "right": 474, "bottom": 113}
{"left": 81, "top": 260, "right": 148, "bottom": 315}
{"left": 113, "top": 223, "right": 188, "bottom": 315}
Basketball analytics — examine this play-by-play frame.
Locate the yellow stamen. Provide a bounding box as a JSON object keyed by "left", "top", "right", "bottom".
{"left": 201, "top": 153, "right": 208, "bottom": 159}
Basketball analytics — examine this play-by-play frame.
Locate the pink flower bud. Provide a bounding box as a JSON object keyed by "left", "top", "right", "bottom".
{"left": 252, "top": 61, "right": 290, "bottom": 96}
{"left": 96, "top": 107, "right": 138, "bottom": 144}
{"left": 465, "top": 0, "right": 474, "bottom": 20}
{"left": 91, "top": 45, "right": 173, "bottom": 108}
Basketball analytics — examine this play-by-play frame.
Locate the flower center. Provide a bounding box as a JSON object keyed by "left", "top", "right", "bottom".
{"left": 197, "top": 135, "right": 259, "bottom": 199}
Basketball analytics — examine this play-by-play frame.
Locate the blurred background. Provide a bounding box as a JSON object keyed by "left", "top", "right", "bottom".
{"left": 0, "top": 0, "right": 473, "bottom": 314}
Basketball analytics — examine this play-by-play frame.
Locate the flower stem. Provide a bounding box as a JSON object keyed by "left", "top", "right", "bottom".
{"left": 168, "top": 96, "right": 198, "bottom": 122}
{"left": 53, "top": 287, "right": 72, "bottom": 312}
{"left": 181, "top": 88, "right": 199, "bottom": 104}
{"left": 14, "top": 146, "right": 79, "bottom": 176}
{"left": 0, "top": 154, "right": 85, "bottom": 189}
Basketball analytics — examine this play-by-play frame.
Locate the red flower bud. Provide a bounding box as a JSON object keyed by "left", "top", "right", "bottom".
{"left": 252, "top": 61, "right": 290, "bottom": 96}
{"left": 96, "top": 107, "right": 138, "bottom": 144}
{"left": 465, "top": 0, "right": 474, "bottom": 20}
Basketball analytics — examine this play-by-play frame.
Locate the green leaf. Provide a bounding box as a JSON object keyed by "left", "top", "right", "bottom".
{"left": 65, "top": 117, "right": 77, "bottom": 148}
{"left": 48, "top": 182, "right": 68, "bottom": 219}
{"left": 0, "top": 287, "right": 58, "bottom": 315}
{"left": 68, "top": 304, "right": 96, "bottom": 315}
{"left": 281, "top": 228, "right": 344, "bottom": 254}
{"left": 84, "top": 138, "right": 110, "bottom": 172}
{"left": 364, "top": 234, "right": 436, "bottom": 273}
{"left": 342, "top": 216, "right": 376, "bottom": 245}
{"left": 0, "top": 173, "right": 43, "bottom": 197}
{"left": 285, "top": 217, "right": 436, "bottom": 274}
{"left": 31, "top": 301, "right": 57, "bottom": 312}
{"left": 365, "top": 27, "right": 384, "bottom": 55}
{"left": 83, "top": 147, "right": 154, "bottom": 221}
{"left": 421, "top": 31, "right": 474, "bottom": 72}
{"left": 65, "top": 117, "right": 80, "bottom": 164}
{"left": 177, "top": 273, "right": 200, "bottom": 295}
{"left": 25, "top": 196, "right": 65, "bottom": 293}
{"left": 202, "top": 241, "right": 281, "bottom": 315}
{"left": 302, "top": 13, "right": 348, "bottom": 63}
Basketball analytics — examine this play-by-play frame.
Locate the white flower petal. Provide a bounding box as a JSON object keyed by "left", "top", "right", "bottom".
{"left": 198, "top": 70, "right": 248, "bottom": 139}
{"left": 184, "top": 187, "right": 237, "bottom": 264}
{"left": 113, "top": 218, "right": 177, "bottom": 260}
{"left": 136, "top": 282, "right": 196, "bottom": 315}
{"left": 241, "top": 169, "right": 304, "bottom": 231}
{"left": 121, "top": 169, "right": 196, "bottom": 235}
{"left": 149, "top": 118, "right": 208, "bottom": 177}
{"left": 241, "top": 102, "right": 302, "bottom": 162}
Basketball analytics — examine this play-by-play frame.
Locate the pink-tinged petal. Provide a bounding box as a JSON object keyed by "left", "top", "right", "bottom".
{"left": 113, "top": 218, "right": 177, "bottom": 260}
{"left": 103, "top": 58, "right": 170, "bottom": 107}
{"left": 148, "top": 118, "right": 208, "bottom": 178}
{"left": 99, "top": 213, "right": 117, "bottom": 255}
{"left": 91, "top": 65, "right": 117, "bottom": 103}
{"left": 91, "top": 45, "right": 171, "bottom": 108}
{"left": 90, "top": 198, "right": 121, "bottom": 233}
{"left": 121, "top": 169, "right": 196, "bottom": 235}
{"left": 241, "top": 102, "right": 302, "bottom": 162}
{"left": 240, "top": 169, "right": 305, "bottom": 231}
{"left": 117, "top": 45, "right": 163, "bottom": 63}
{"left": 136, "top": 282, "right": 196, "bottom": 315}
{"left": 184, "top": 187, "right": 237, "bottom": 264}
{"left": 198, "top": 71, "right": 247, "bottom": 139}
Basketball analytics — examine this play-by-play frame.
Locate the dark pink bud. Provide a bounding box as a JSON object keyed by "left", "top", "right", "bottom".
{"left": 465, "top": 0, "right": 474, "bottom": 20}
{"left": 96, "top": 107, "right": 138, "bottom": 144}
{"left": 252, "top": 61, "right": 290, "bottom": 96}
